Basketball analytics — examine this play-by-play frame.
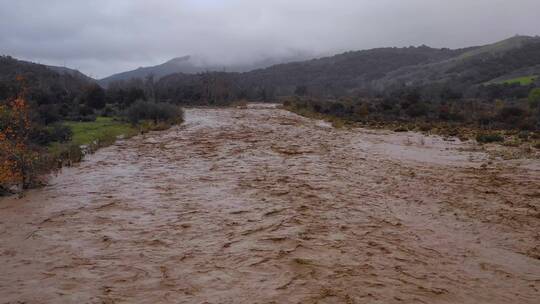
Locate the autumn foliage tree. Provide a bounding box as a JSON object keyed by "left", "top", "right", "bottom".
{"left": 0, "top": 79, "right": 38, "bottom": 192}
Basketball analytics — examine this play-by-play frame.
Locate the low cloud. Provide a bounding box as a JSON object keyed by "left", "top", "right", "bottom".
{"left": 1, "top": 0, "right": 539, "bottom": 78}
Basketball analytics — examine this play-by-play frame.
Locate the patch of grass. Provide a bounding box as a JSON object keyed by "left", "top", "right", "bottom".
{"left": 47, "top": 117, "right": 139, "bottom": 164}
{"left": 64, "top": 117, "right": 137, "bottom": 146}
{"left": 493, "top": 75, "right": 538, "bottom": 86}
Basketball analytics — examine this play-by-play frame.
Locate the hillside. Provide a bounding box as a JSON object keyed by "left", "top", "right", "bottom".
{"left": 236, "top": 46, "right": 474, "bottom": 95}
{"left": 149, "top": 35, "right": 540, "bottom": 98}
{"left": 0, "top": 56, "right": 95, "bottom": 99}
{"left": 4, "top": 35, "right": 537, "bottom": 103}
{"left": 99, "top": 56, "right": 203, "bottom": 87}
{"left": 98, "top": 54, "right": 310, "bottom": 87}
{"left": 373, "top": 36, "right": 540, "bottom": 89}
{"left": 46, "top": 65, "right": 96, "bottom": 83}
{"left": 244, "top": 35, "right": 540, "bottom": 94}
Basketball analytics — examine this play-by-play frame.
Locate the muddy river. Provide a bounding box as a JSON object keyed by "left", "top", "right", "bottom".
{"left": 1, "top": 104, "right": 539, "bottom": 303}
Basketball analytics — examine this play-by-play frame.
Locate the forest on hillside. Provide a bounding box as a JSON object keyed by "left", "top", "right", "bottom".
{"left": 2, "top": 37, "right": 540, "bottom": 193}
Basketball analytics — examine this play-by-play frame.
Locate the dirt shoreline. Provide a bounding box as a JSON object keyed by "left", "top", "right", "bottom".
{"left": 1, "top": 104, "right": 539, "bottom": 303}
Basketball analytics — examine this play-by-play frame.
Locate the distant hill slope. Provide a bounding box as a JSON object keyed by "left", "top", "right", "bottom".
{"left": 151, "top": 36, "right": 540, "bottom": 98}
{"left": 236, "top": 46, "right": 475, "bottom": 94}
{"left": 0, "top": 56, "right": 95, "bottom": 98}
{"left": 237, "top": 35, "right": 540, "bottom": 94}
{"left": 46, "top": 65, "right": 96, "bottom": 83}
{"left": 99, "top": 56, "right": 200, "bottom": 87}
{"left": 458, "top": 35, "right": 538, "bottom": 59}
{"left": 98, "top": 54, "right": 310, "bottom": 87}
{"left": 373, "top": 35, "right": 540, "bottom": 89}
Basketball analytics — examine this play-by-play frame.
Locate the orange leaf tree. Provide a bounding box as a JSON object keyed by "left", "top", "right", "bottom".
{"left": 0, "top": 84, "right": 38, "bottom": 191}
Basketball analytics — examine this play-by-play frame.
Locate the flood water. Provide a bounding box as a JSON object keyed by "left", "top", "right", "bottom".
{"left": 1, "top": 104, "right": 539, "bottom": 303}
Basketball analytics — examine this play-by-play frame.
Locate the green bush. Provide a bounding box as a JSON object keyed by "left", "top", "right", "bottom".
{"left": 518, "top": 131, "right": 530, "bottom": 140}
{"left": 529, "top": 88, "right": 540, "bottom": 109}
{"left": 83, "top": 84, "right": 107, "bottom": 110}
{"left": 56, "top": 143, "right": 84, "bottom": 164}
{"left": 124, "top": 100, "right": 184, "bottom": 125}
{"left": 394, "top": 126, "right": 409, "bottom": 132}
{"left": 476, "top": 133, "right": 505, "bottom": 143}
{"left": 30, "top": 124, "right": 73, "bottom": 145}
{"left": 405, "top": 102, "right": 429, "bottom": 117}
{"left": 283, "top": 100, "right": 292, "bottom": 107}
{"left": 79, "top": 104, "right": 95, "bottom": 116}
{"left": 101, "top": 104, "right": 117, "bottom": 117}
{"left": 496, "top": 106, "right": 526, "bottom": 124}
{"left": 49, "top": 124, "right": 73, "bottom": 143}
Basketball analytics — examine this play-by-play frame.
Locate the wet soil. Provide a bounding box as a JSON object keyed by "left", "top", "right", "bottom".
{"left": 1, "top": 104, "right": 539, "bottom": 303}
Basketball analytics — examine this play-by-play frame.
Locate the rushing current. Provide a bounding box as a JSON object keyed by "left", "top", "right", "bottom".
{"left": 1, "top": 104, "right": 539, "bottom": 303}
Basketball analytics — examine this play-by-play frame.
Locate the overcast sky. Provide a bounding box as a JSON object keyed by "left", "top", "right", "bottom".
{"left": 1, "top": 0, "right": 539, "bottom": 78}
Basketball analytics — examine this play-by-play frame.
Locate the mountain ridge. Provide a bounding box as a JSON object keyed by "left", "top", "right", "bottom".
{"left": 2, "top": 35, "right": 540, "bottom": 96}
{"left": 98, "top": 53, "right": 312, "bottom": 87}
{"left": 0, "top": 55, "right": 95, "bottom": 93}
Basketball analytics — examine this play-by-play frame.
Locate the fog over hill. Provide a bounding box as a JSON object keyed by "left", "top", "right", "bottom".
{"left": 98, "top": 52, "right": 312, "bottom": 87}
{"left": 3, "top": 35, "right": 540, "bottom": 97}
{"left": 148, "top": 35, "right": 540, "bottom": 98}
{"left": 2, "top": 0, "right": 539, "bottom": 78}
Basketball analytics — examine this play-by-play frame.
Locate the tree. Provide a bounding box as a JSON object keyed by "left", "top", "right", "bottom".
{"left": 83, "top": 84, "right": 106, "bottom": 109}
{"left": 354, "top": 103, "right": 369, "bottom": 117}
{"left": 406, "top": 101, "right": 429, "bottom": 118}
{"left": 295, "top": 85, "right": 308, "bottom": 96}
{"left": 529, "top": 88, "right": 540, "bottom": 109}
{"left": 144, "top": 74, "right": 156, "bottom": 101}
{"left": 0, "top": 91, "right": 38, "bottom": 191}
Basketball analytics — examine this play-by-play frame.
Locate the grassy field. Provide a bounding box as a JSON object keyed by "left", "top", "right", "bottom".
{"left": 48, "top": 117, "right": 138, "bottom": 159}
{"left": 64, "top": 117, "right": 137, "bottom": 146}
{"left": 494, "top": 75, "right": 538, "bottom": 86}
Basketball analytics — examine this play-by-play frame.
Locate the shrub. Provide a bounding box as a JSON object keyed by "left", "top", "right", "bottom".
{"left": 79, "top": 104, "right": 95, "bottom": 116}
{"left": 529, "top": 88, "right": 540, "bottom": 109}
{"left": 354, "top": 103, "right": 370, "bottom": 118}
{"left": 29, "top": 124, "right": 72, "bottom": 146}
{"left": 30, "top": 127, "right": 54, "bottom": 145}
{"left": 282, "top": 100, "right": 292, "bottom": 107}
{"left": 49, "top": 124, "right": 73, "bottom": 143}
{"left": 37, "top": 104, "right": 61, "bottom": 124}
{"left": 518, "top": 131, "right": 530, "bottom": 140}
{"left": 124, "top": 100, "right": 184, "bottom": 125}
{"left": 418, "top": 123, "right": 433, "bottom": 132}
{"left": 328, "top": 102, "right": 346, "bottom": 117}
{"left": 83, "top": 84, "right": 106, "bottom": 109}
{"left": 476, "top": 133, "right": 504, "bottom": 143}
{"left": 406, "top": 102, "right": 429, "bottom": 117}
{"left": 55, "top": 143, "right": 84, "bottom": 165}
{"left": 496, "top": 106, "right": 525, "bottom": 124}
{"left": 517, "top": 119, "right": 536, "bottom": 131}
{"left": 101, "top": 104, "right": 117, "bottom": 117}
{"left": 394, "top": 126, "right": 409, "bottom": 132}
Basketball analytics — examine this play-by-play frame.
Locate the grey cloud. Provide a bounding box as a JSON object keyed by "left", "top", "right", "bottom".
{"left": 0, "top": 0, "right": 539, "bottom": 78}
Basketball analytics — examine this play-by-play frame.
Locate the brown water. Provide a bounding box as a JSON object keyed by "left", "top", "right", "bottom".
{"left": 1, "top": 104, "right": 539, "bottom": 303}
